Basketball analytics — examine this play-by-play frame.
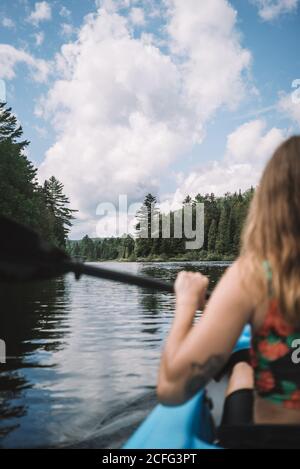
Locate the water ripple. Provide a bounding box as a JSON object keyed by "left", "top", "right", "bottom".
{"left": 0, "top": 261, "right": 227, "bottom": 448}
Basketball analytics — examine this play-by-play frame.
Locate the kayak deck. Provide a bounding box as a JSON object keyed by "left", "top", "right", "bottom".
{"left": 124, "top": 391, "right": 218, "bottom": 449}
{"left": 123, "top": 325, "right": 251, "bottom": 449}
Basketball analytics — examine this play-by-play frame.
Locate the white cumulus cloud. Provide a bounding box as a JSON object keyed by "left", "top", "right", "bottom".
{"left": 170, "top": 119, "right": 287, "bottom": 206}
{"left": 60, "top": 23, "right": 76, "bottom": 38}
{"left": 27, "top": 1, "right": 52, "bottom": 26}
{"left": 278, "top": 88, "right": 300, "bottom": 128}
{"left": 251, "top": 0, "right": 299, "bottom": 21}
{"left": 34, "top": 31, "right": 45, "bottom": 46}
{"left": 166, "top": 0, "right": 252, "bottom": 123}
{"left": 129, "top": 7, "right": 146, "bottom": 25}
{"left": 0, "top": 44, "right": 49, "bottom": 81}
{"left": 2, "top": 17, "right": 15, "bottom": 29}
{"left": 60, "top": 6, "right": 72, "bottom": 18}
{"left": 37, "top": 0, "right": 252, "bottom": 236}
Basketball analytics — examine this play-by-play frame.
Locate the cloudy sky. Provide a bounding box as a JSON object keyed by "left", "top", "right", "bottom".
{"left": 0, "top": 0, "right": 300, "bottom": 238}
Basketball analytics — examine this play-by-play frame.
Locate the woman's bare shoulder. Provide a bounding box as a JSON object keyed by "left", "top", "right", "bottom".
{"left": 201, "top": 257, "right": 255, "bottom": 333}
{"left": 220, "top": 257, "right": 246, "bottom": 282}
{"left": 227, "top": 256, "right": 255, "bottom": 283}
{"left": 216, "top": 257, "right": 257, "bottom": 314}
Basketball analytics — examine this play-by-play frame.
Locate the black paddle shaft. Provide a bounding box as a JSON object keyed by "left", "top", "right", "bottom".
{"left": 68, "top": 262, "right": 211, "bottom": 299}
{"left": 67, "top": 261, "right": 174, "bottom": 293}
{"left": 0, "top": 216, "right": 211, "bottom": 298}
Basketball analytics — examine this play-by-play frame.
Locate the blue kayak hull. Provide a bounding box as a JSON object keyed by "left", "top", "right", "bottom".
{"left": 124, "top": 325, "right": 251, "bottom": 449}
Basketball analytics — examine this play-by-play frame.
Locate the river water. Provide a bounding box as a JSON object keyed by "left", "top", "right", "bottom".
{"left": 0, "top": 261, "right": 230, "bottom": 448}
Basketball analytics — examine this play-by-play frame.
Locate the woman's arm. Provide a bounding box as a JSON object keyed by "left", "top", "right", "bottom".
{"left": 157, "top": 259, "right": 253, "bottom": 406}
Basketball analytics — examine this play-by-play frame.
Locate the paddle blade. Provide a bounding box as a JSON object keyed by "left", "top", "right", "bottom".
{"left": 0, "top": 216, "right": 70, "bottom": 282}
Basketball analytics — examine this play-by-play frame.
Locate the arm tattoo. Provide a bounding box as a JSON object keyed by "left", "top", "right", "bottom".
{"left": 184, "top": 355, "right": 227, "bottom": 399}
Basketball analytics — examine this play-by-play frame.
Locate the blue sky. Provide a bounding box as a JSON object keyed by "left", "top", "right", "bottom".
{"left": 0, "top": 0, "right": 300, "bottom": 238}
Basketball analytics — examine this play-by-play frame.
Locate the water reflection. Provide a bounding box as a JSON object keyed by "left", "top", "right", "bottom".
{"left": 0, "top": 261, "right": 229, "bottom": 448}
{"left": 0, "top": 277, "right": 71, "bottom": 444}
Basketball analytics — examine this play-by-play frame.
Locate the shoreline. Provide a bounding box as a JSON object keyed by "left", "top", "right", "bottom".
{"left": 83, "top": 255, "right": 235, "bottom": 263}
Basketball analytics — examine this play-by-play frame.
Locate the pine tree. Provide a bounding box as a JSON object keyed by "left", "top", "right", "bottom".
{"left": 215, "top": 202, "right": 230, "bottom": 254}
{"left": 81, "top": 235, "right": 95, "bottom": 260}
{"left": 0, "top": 102, "right": 29, "bottom": 147}
{"left": 43, "top": 176, "right": 76, "bottom": 247}
{"left": 0, "top": 103, "right": 76, "bottom": 246}
{"left": 183, "top": 195, "right": 192, "bottom": 205}
{"left": 0, "top": 103, "right": 38, "bottom": 227}
{"left": 135, "top": 194, "right": 159, "bottom": 258}
{"left": 207, "top": 219, "right": 217, "bottom": 252}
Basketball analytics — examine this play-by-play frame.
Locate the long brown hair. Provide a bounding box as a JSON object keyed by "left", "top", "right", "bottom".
{"left": 241, "top": 136, "right": 300, "bottom": 325}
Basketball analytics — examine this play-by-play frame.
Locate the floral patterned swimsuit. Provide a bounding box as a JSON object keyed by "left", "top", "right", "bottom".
{"left": 251, "top": 261, "right": 300, "bottom": 409}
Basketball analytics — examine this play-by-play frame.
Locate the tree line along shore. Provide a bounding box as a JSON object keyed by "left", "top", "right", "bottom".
{"left": 67, "top": 190, "right": 254, "bottom": 262}
{"left": 0, "top": 101, "right": 253, "bottom": 261}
